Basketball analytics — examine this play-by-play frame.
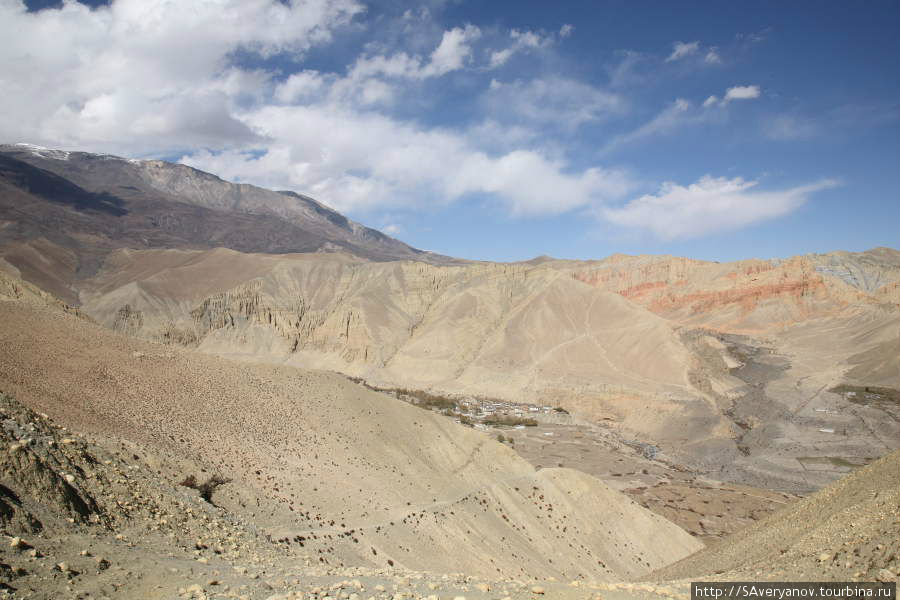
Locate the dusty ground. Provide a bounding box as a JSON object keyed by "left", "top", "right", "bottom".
{"left": 0, "top": 391, "right": 690, "bottom": 600}
{"left": 487, "top": 418, "right": 798, "bottom": 544}
{"left": 0, "top": 297, "right": 703, "bottom": 592}
{"left": 0, "top": 272, "right": 898, "bottom": 599}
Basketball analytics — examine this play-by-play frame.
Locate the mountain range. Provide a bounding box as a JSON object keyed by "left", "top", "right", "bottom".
{"left": 0, "top": 143, "right": 898, "bottom": 597}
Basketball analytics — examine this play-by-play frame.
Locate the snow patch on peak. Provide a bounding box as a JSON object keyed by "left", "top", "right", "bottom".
{"left": 14, "top": 143, "right": 70, "bottom": 161}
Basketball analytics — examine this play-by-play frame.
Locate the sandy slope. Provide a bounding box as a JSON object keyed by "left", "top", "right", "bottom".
{"left": 0, "top": 296, "right": 702, "bottom": 583}
{"left": 651, "top": 449, "right": 900, "bottom": 582}
{"left": 65, "top": 246, "right": 900, "bottom": 491}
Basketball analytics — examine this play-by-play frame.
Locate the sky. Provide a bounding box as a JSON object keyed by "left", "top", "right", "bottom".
{"left": 3, "top": 0, "right": 899, "bottom": 262}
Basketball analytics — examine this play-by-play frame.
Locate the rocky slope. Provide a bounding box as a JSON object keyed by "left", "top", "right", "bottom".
{"left": 568, "top": 250, "right": 900, "bottom": 332}
{"left": 0, "top": 286, "right": 896, "bottom": 597}
{"left": 0, "top": 143, "right": 454, "bottom": 304}
{"left": 2, "top": 144, "right": 899, "bottom": 497}
{"left": 0, "top": 287, "right": 704, "bottom": 588}
{"left": 59, "top": 244, "right": 900, "bottom": 493}
{"left": 651, "top": 448, "right": 900, "bottom": 582}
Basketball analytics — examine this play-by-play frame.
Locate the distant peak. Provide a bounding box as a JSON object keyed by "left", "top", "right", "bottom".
{"left": 525, "top": 255, "right": 556, "bottom": 265}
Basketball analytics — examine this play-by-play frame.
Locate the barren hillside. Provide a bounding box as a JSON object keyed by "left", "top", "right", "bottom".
{"left": 652, "top": 448, "right": 900, "bottom": 582}
{"left": 0, "top": 289, "right": 703, "bottom": 586}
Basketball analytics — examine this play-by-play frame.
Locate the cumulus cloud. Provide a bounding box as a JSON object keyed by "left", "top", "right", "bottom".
{"left": 603, "top": 176, "right": 838, "bottom": 239}
{"left": 1, "top": 1, "right": 634, "bottom": 219}
{"left": 724, "top": 85, "right": 761, "bottom": 101}
{"left": 0, "top": 0, "right": 802, "bottom": 240}
{"left": 703, "top": 85, "right": 762, "bottom": 108}
{"left": 666, "top": 41, "right": 700, "bottom": 62}
{"left": 335, "top": 24, "right": 481, "bottom": 89}
{"left": 423, "top": 24, "right": 482, "bottom": 76}
{"left": 180, "top": 104, "right": 634, "bottom": 215}
{"left": 0, "top": 0, "right": 362, "bottom": 153}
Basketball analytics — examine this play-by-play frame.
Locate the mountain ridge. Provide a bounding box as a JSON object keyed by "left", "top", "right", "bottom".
{"left": 0, "top": 143, "right": 459, "bottom": 294}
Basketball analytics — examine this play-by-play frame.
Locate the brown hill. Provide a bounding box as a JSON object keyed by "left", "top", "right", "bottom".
{"left": 651, "top": 448, "right": 900, "bottom": 582}
{"left": 0, "top": 143, "right": 455, "bottom": 303}
{"left": 62, "top": 244, "right": 900, "bottom": 494}
{"left": 1, "top": 145, "right": 898, "bottom": 497}
{"left": 0, "top": 286, "right": 702, "bottom": 584}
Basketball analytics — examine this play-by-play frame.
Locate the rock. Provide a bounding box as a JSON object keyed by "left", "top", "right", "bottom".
{"left": 531, "top": 586, "right": 546, "bottom": 595}
{"left": 9, "top": 537, "right": 28, "bottom": 550}
{"left": 818, "top": 553, "right": 833, "bottom": 562}
{"left": 878, "top": 569, "right": 895, "bottom": 582}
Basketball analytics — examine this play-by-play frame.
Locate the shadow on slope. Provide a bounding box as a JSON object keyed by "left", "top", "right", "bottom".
{"left": 0, "top": 155, "right": 127, "bottom": 217}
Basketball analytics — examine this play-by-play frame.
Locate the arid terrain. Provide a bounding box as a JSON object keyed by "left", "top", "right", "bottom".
{"left": 0, "top": 146, "right": 898, "bottom": 598}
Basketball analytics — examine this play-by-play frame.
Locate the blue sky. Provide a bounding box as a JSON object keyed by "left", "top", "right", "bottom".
{"left": 4, "top": 0, "right": 899, "bottom": 262}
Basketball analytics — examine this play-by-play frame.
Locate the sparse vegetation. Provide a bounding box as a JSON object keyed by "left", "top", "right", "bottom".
{"left": 179, "top": 474, "right": 231, "bottom": 504}
{"left": 483, "top": 415, "right": 538, "bottom": 427}
{"left": 553, "top": 406, "right": 569, "bottom": 414}
{"left": 829, "top": 384, "right": 900, "bottom": 405}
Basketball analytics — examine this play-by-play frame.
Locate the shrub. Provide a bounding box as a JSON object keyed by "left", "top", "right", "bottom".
{"left": 179, "top": 474, "right": 232, "bottom": 504}
{"left": 482, "top": 415, "right": 538, "bottom": 427}
{"left": 179, "top": 474, "right": 198, "bottom": 488}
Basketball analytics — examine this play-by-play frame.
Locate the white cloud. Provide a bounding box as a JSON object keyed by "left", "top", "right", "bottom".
{"left": 704, "top": 48, "right": 722, "bottom": 64}
{"left": 323, "top": 23, "right": 481, "bottom": 106}
{"left": 666, "top": 41, "right": 700, "bottom": 62}
{"left": 423, "top": 24, "right": 482, "bottom": 77}
{"left": 603, "top": 176, "right": 838, "bottom": 239}
{"left": 0, "top": 0, "right": 363, "bottom": 154}
{"left": 559, "top": 24, "right": 574, "bottom": 38}
{"left": 0, "top": 0, "right": 637, "bottom": 221}
{"left": 488, "top": 28, "right": 555, "bottom": 68}
{"left": 702, "top": 85, "right": 762, "bottom": 108}
{"left": 180, "top": 103, "right": 634, "bottom": 216}
{"left": 724, "top": 85, "right": 761, "bottom": 102}
{"left": 274, "top": 71, "right": 329, "bottom": 104}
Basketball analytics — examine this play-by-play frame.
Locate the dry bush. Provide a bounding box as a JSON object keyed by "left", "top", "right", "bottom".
{"left": 179, "top": 474, "right": 231, "bottom": 504}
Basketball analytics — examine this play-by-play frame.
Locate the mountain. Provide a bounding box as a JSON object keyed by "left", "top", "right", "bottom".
{"left": 58, "top": 245, "right": 900, "bottom": 494}
{"left": 1, "top": 146, "right": 899, "bottom": 597}
{"left": 0, "top": 143, "right": 455, "bottom": 301}
{"left": 651, "top": 448, "right": 900, "bottom": 581}
{"left": 2, "top": 145, "right": 898, "bottom": 497}
{"left": 0, "top": 275, "right": 702, "bottom": 592}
